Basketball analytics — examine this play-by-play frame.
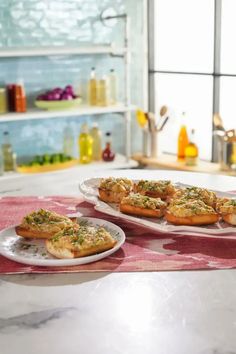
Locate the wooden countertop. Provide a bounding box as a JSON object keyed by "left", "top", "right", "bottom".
{"left": 132, "top": 153, "right": 236, "bottom": 176}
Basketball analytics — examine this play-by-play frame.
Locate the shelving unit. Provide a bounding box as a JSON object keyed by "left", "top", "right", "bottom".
{"left": 0, "top": 13, "right": 134, "bottom": 166}
{"left": 0, "top": 104, "right": 136, "bottom": 123}
{"left": 0, "top": 45, "right": 127, "bottom": 58}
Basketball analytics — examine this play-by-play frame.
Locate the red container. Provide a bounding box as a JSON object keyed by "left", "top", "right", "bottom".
{"left": 14, "top": 85, "right": 26, "bottom": 113}
{"left": 7, "top": 84, "right": 16, "bottom": 112}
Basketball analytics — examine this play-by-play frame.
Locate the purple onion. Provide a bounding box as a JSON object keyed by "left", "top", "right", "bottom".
{"left": 47, "top": 93, "right": 60, "bottom": 101}
{"left": 65, "top": 85, "right": 73, "bottom": 92}
{"left": 61, "top": 93, "right": 73, "bottom": 100}
{"left": 54, "top": 93, "right": 61, "bottom": 100}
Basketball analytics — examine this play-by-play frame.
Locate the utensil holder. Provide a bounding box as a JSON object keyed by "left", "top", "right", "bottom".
{"left": 150, "top": 131, "right": 158, "bottom": 158}
{"left": 142, "top": 129, "right": 150, "bottom": 157}
{"left": 216, "top": 135, "right": 236, "bottom": 171}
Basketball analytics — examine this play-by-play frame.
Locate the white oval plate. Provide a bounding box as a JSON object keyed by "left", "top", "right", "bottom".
{"left": 79, "top": 178, "right": 236, "bottom": 238}
{"left": 0, "top": 217, "right": 125, "bottom": 267}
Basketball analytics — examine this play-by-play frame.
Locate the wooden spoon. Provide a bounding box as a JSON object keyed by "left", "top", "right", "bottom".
{"left": 213, "top": 113, "right": 225, "bottom": 131}
{"left": 160, "top": 105, "right": 168, "bottom": 117}
{"left": 157, "top": 105, "right": 169, "bottom": 131}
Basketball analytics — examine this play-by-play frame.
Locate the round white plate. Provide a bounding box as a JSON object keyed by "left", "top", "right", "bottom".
{"left": 0, "top": 217, "right": 125, "bottom": 267}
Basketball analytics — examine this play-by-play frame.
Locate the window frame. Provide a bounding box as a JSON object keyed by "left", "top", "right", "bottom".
{"left": 148, "top": 0, "right": 236, "bottom": 161}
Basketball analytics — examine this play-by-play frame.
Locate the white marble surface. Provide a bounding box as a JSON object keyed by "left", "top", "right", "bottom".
{"left": 0, "top": 168, "right": 236, "bottom": 354}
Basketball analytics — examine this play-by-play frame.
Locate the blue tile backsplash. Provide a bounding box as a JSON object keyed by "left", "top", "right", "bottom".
{"left": 0, "top": 0, "right": 145, "bottom": 160}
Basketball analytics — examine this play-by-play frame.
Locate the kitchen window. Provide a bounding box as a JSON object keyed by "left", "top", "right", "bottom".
{"left": 149, "top": 0, "right": 236, "bottom": 161}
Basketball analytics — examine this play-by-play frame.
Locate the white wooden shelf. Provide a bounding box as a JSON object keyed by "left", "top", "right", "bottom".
{"left": 0, "top": 104, "right": 136, "bottom": 123}
{"left": 1, "top": 154, "right": 138, "bottom": 180}
{"left": 0, "top": 45, "right": 126, "bottom": 58}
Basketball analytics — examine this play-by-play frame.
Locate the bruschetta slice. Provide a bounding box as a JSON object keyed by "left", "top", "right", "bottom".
{"left": 46, "top": 224, "right": 117, "bottom": 259}
{"left": 216, "top": 198, "right": 236, "bottom": 225}
{"left": 15, "top": 208, "right": 75, "bottom": 239}
{"left": 172, "top": 186, "right": 217, "bottom": 208}
{"left": 133, "top": 180, "right": 175, "bottom": 200}
{"left": 165, "top": 199, "right": 219, "bottom": 226}
{"left": 120, "top": 193, "right": 167, "bottom": 218}
{"left": 98, "top": 177, "right": 133, "bottom": 203}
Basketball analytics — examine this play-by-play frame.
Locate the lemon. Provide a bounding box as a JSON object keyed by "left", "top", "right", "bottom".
{"left": 136, "top": 109, "right": 147, "bottom": 128}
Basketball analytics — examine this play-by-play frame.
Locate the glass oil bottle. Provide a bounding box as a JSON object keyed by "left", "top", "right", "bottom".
{"left": 177, "top": 112, "right": 189, "bottom": 159}
{"left": 78, "top": 123, "right": 93, "bottom": 164}
{"left": 88, "top": 67, "right": 97, "bottom": 106}
{"left": 185, "top": 129, "right": 198, "bottom": 166}
{"left": 2, "top": 131, "right": 16, "bottom": 171}
{"left": 90, "top": 122, "right": 102, "bottom": 161}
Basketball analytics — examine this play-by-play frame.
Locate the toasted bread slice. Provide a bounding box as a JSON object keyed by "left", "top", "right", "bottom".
{"left": 172, "top": 186, "right": 217, "bottom": 208}
{"left": 15, "top": 209, "right": 75, "bottom": 239}
{"left": 215, "top": 197, "right": 230, "bottom": 213}
{"left": 134, "top": 180, "right": 176, "bottom": 200}
{"left": 222, "top": 214, "right": 236, "bottom": 225}
{"left": 134, "top": 189, "right": 168, "bottom": 200}
{"left": 98, "top": 177, "right": 133, "bottom": 203}
{"left": 216, "top": 199, "right": 236, "bottom": 225}
{"left": 133, "top": 189, "right": 172, "bottom": 200}
{"left": 15, "top": 226, "right": 57, "bottom": 239}
{"left": 46, "top": 225, "right": 117, "bottom": 259}
{"left": 98, "top": 188, "right": 129, "bottom": 204}
{"left": 120, "top": 193, "right": 166, "bottom": 218}
{"left": 165, "top": 199, "right": 219, "bottom": 225}
{"left": 165, "top": 210, "right": 219, "bottom": 226}
{"left": 120, "top": 203, "right": 164, "bottom": 218}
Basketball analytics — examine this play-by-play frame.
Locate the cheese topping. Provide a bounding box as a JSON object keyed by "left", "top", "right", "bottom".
{"left": 99, "top": 177, "right": 133, "bottom": 192}
{"left": 121, "top": 193, "right": 166, "bottom": 210}
{"left": 168, "top": 199, "right": 216, "bottom": 217}
{"left": 21, "top": 209, "right": 73, "bottom": 232}
{"left": 51, "top": 225, "right": 114, "bottom": 250}
{"left": 136, "top": 180, "right": 175, "bottom": 194}
{"left": 174, "top": 186, "right": 216, "bottom": 207}
{"left": 217, "top": 199, "right": 236, "bottom": 214}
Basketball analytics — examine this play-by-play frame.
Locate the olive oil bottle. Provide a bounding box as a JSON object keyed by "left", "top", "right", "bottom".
{"left": 97, "top": 76, "right": 109, "bottom": 106}
{"left": 185, "top": 129, "right": 198, "bottom": 166}
{"left": 90, "top": 122, "right": 102, "bottom": 161}
{"left": 2, "top": 131, "right": 16, "bottom": 171}
{"left": 177, "top": 112, "right": 189, "bottom": 159}
{"left": 78, "top": 124, "right": 93, "bottom": 164}
{"left": 88, "top": 67, "right": 97, "bottom": 106}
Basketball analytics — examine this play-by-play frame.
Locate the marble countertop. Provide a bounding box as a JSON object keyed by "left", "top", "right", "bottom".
{"left": 1, "top": 168, "right": 236, "bottom": 354}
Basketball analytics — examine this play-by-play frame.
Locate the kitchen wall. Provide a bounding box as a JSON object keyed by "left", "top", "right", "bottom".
{"left": 0, "top": 0, "right": 146, "bottom": 160}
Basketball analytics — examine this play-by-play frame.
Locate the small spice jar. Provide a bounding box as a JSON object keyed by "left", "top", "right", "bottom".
{"left": 0, "top": 88, "right": 8, "bottom": 114}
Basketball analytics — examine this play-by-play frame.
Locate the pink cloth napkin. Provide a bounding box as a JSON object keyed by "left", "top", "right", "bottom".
{"left": 0, "top": 196, "right": 236, "bottom": 274}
